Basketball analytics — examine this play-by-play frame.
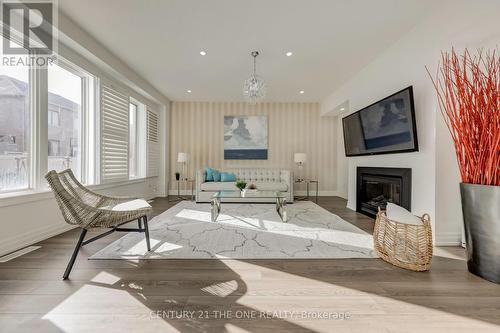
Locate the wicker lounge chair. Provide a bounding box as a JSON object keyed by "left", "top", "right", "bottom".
{"left": 45, "top": 169, "right": 152, "bottom": 280}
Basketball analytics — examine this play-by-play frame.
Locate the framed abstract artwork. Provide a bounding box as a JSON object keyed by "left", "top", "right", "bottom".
{"left": 224, "top": 116, "right": 268, "bottom": 159}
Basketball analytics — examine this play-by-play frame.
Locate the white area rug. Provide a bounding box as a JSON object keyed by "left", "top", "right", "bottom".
{"left": 89, "top": 201, "right": 377, "bottom": 259}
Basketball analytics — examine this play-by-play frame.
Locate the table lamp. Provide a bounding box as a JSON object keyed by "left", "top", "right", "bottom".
{"left": 294, "top": 153, "right": 307, "bottom": 182}
{"left": 177, "top": 152, "right": 189, "bottom": 180}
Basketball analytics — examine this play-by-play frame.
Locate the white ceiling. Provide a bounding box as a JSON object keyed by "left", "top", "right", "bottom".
{"left": 59, "top": 0, "right": 435, "bottom": 102}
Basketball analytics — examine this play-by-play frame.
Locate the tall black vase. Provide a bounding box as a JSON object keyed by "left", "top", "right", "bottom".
{"left": 460, "top": 183, "right": 500, "bottom": 284}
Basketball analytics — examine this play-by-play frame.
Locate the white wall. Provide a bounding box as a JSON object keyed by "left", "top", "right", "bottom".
{"left": 170, "top": 102, "right": 338, "bottom": 195}
{"left": 0, "top": 12, "right": 170, "bottom": 257}
{"left": 321, "top": 0, "right": 500, "bottom": 245}
{"left": 0, "top": 178, "right": 160, "bottom": 256}
{"left": 335, "top": 110, "right": 349, "bottom": 199}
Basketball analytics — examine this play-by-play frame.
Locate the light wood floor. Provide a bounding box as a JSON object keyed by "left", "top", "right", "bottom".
{"left": 1, "top": 197, "right": 500, "bottom": 333}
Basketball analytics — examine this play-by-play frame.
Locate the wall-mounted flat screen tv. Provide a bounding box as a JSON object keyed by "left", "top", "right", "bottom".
{"left": 342, "top": 86, "right": 418, "bottom": 156}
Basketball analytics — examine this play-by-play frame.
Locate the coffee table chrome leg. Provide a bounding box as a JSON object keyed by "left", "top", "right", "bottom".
{"left": 211, "top": 197, "right": 221, "bottom": 222}
{"left": 276, "top": 197, "right": 288, "bottom": 222}
{"left": 211, "top": 198, "right": 215, "bottom": 222}
{"left": 283, "top": 198, "right": 288, "bottom": 222}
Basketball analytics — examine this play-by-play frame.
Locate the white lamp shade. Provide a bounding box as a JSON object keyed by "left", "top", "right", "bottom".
{"left": 294, "top": 153, "right": 307, "bottom": 164}
{"left": 177, "top": 152, "right": 189, "bottom": 163}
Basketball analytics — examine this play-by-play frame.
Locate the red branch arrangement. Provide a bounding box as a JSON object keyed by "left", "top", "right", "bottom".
{"left": 428, "top": 49, "right": 500, "bottom": 186}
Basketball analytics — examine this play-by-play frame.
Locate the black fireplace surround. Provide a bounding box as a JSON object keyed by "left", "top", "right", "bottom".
{"left": 356, "top": 167, "right": 411, "bottom": 218}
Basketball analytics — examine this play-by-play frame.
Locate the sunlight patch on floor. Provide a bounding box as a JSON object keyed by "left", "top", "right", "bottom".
{"left": 222, "top": 260, "right": 500, "bottom": 332}
{"left": 43, "top": 276, "right": 180, "bottom": 332}
{"left": 201, "top": 280, "right": 239, "bottom": 297}
{"left": 119, "top": 238, "right": 183, "bottom": 256}
{"left": 173, "top": 208, "right": 373, "bottom": 252}
{"left": 221, "top": 260, "right": 352, "bottom": 287}
{"left": 433, "top": 247, "right": 466, "bottom": 260}
{"left": 176, "top": 209, "right": 212, "bottom": 222}
{"left": 90, "top": 271, "right": 121, "bottom": 285}
{"left": 122, "top": 238, "right": 160, "bottom": 255}
{"left": 176, "top": 208, "right": 262, "bottom": 226}
{"left": 224, "top": 323, "right": 253, "bottom": 333}
{"left": 154, "top": 241, "right": 183, "bottom": 253}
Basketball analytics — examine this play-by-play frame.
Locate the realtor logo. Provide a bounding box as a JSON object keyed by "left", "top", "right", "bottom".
{"left": 1, "top": 0, "right": 56, "bottom": 55}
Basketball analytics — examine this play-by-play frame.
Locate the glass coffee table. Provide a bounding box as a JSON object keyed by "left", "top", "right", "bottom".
{"left": 211, "top": 190, "right": 288, "bottom": 222}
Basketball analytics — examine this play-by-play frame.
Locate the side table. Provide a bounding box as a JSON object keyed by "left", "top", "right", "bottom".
{"left": 306, "top": 180, "right": 319, "bottom": 203}
{"left": 169, "top": 179, "right": 195, "bottom": 202}
{"left": 294, "top": 179, "right": 319, "bottom": 203}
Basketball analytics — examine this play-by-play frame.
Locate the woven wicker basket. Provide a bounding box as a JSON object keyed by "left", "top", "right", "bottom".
{"left": 373, "top": 208, "right": 433, "bottom": 271}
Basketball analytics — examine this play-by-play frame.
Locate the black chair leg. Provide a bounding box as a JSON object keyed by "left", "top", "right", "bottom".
{"left": 143, "top": 216, "right": 151, "bottom": 251}
{"left": 63, "top": 228, "right": 87, "bottom": 280}
{"left": 137, "top": 218, "right": 142, "bottom": 230}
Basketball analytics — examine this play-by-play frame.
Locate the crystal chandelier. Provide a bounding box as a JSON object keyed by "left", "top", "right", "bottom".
{"left": 243, "top": 51, "right": 266, "bottom": 104}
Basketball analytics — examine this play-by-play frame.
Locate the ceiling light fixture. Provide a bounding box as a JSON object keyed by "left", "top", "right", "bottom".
{"left": 243, "top": 51, "right": 266, "bottom": 105}
{"left": 299, "top": 90, "right": 305, "bottom": 94}
{"left": 187, "top": 90, "right": 192, "bottom": 93}
{"left": 286, "top": 51, "right": 293, "bottom": 57}
{"left": 199, "top": 51, "right": 207, "bottom": 56}
{"left": 340, "top": 107, "right": 345, "bottom": 111}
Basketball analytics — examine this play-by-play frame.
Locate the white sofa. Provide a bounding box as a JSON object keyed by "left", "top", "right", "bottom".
{"left": 195, "top": 168, "right": 293, "bottom": 203}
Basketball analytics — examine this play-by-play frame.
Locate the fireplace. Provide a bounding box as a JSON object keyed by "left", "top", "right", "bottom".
{"left": 356, "top": 167, "right": 411, "bottom": 218}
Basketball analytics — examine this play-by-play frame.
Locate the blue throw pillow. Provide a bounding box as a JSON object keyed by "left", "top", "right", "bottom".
{"left": 212, "top": 170, "right": 221, "bottom": 182}
{"left": 220, "top": 172, "right": 237, "bottom": 182}
{"left": 205, "top": 167, "right": 216, "bottom": 182}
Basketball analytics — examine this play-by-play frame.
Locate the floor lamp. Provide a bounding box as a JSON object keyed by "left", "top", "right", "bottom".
{"left": 169, "top": 152, "right": 190, "bottom": 202}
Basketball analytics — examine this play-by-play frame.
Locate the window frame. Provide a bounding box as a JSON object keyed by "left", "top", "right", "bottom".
{"left": 0, "top": 39, "right": 33, "bottom": 194}
{"left": 47, "top": 106, "right": 61, "bottom": 127}
{"left": 48, "top": 139, "right": 60, "bottom": 156}
{"left": 128, "top": 98, "right": 147, "bottom": 180}
{"left": 0, "top": 36, "right": 97, "bottom": 195}
{"left": 0, "top": 31, "right": 161, "bottom": 201}
{"left": 46, "top": 58, "right": 95, "bottom": 185}
{"left": 129, "top": 101, "right": 139, "bottom": 179}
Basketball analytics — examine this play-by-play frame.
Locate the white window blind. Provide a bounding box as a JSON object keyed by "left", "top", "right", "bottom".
{"left": 147, "top": 107, "right": 160, "bottom": 177}
{"left": 100, "top": 83, "right": 130, "bottom": 183}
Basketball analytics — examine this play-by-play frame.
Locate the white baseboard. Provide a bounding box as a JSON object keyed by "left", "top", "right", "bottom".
{"left": 0, "top": 246, "right": 42, "bottom": 262}
{"left": 170, "top": 190, "right": 341, "bottom": 197}
{"left": 0, "top": 194, "right": 159, "bottom": 258}
{"left": 435, "top": 232, "right": 462, "bottom": 246}
{"left": 0, "top": 223, "right": 76, "bottom": 257}
{"left": 0, "top": 179, "right": 160, "bottom": 258}
{"left": 168, "top": 190, "right": 195, "bottom": 196}
{"left": 336, "top": 193, "right": 348, "bottom": 200}
{"left": 294, "top": 190, "right": 339, "bottom": 196}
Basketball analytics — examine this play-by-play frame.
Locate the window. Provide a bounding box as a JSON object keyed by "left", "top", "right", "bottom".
{"left": 146, "top": 108, "right": 160, "bottom": 177}
{"left": 100, "top": 83, "right": 129, "bottom": 183}
{"left": 48, "top": 140, "right": 60, "bottom": 156}
{"left": 128, "top": 99, "right": 146, "bottom": 179}
{"left": 129, "top": 103, "right": 138, "bottom": 178}
{"left": 0, "top": 38, "right": 30, "bottom": 193}
{"left": 0, "top": 33, "right": 157, "bottom": 197}
{"left": 48, "top": 106, "right": 60, "bottom": 127}
{"left": 47, "top": 63, "right": 83, "bottom": 180}
{"left": 0, "top": 135, "right": 16, "bottom": 144}
{"left": 69, "top": 138, "right": 78, "bottom": 157}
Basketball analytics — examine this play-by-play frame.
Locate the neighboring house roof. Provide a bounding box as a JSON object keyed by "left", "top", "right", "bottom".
{"left": 0, "top": 75, "right": 28, "bottom": 97}
{"left": 0, "top": 75, "right": 79, "bottom": 109}
{"left": 48, "top": 91, "right": 78, "bottom": 110}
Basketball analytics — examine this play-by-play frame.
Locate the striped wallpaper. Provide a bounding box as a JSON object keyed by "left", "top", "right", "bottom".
{"left": 170, "top": 102, "right": 338, "bottom": 193}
